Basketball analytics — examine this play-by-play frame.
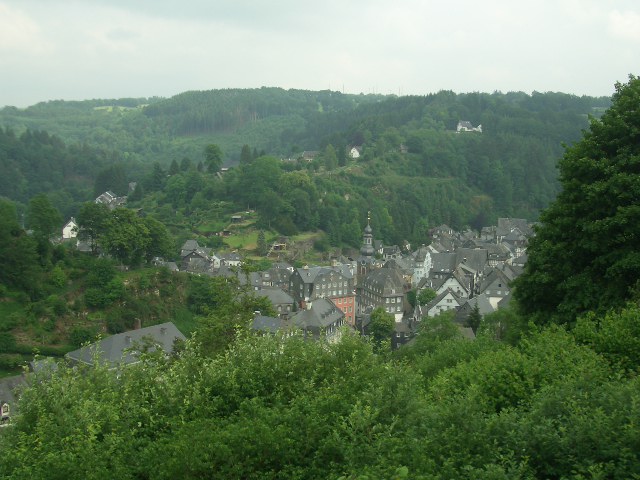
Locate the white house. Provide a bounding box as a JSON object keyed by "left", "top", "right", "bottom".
{"left": 348, "top": 146, "right": 361, "bottom": 159}
{"left": 424, "top": 288, "right": 463, "bottom": 317}
{"left": 456, "top": 121, "right": 482, "bottom": 133}
{"left": 62, "top": 218, "right": 78, "bottom": 240}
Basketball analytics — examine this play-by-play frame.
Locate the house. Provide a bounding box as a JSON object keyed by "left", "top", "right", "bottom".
{"left": 422, "top": 288, "right": 463, "bottom": 318}
{"left": 289, "top": 265, "right": 356, "bottom": 325}
{"left": 180, "top": 240, "right": 215, "bottom": 272}
{"left": 382, "top": 245, "right": 402, "bottom": 260}
{"left": 454, "top": 294, "right": 495, "bottom": 325}
{"left": 456, "top": 121, "right": 482, "bottom": 133}
{"left": 290, "top": 298, "right": 347, "bottom": 343}
{"left": 252, "top": 313, "right": 292, "bottom": 336}
{"left": 478, "top": 268, "right": 513, "bottom": 309}
{"left": 300, "top": 151, "right": 319, "bottom": 162}
{"left": 431, "top": 268, "right": 471, "bottom": 299}
{"left": 496, "top": 218, "right": 533, "bottom": 242}
{"left": 255, "top": 288, "right": 295, "bottom": 319}
{"left": 357, "top": 266, "right": 406, "bottom": 322}
{"left": 65, "top": 322, "right": 185, "bottom": 368}
{"left": 62, "top": 217, "right": 78, "bottom": 240}
{"left": 411, "top": 245, "right": 433, "bottom": 287}
{"left": 95, "top": 190, "right": 127, "bottom": 210}
{"left": 219, "top": 252, "right": 242, "bottom": 268}
{"left": 348, "top": 146, "right": 362, "bottom": 159}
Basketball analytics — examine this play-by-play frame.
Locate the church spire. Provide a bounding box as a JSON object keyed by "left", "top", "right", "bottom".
{"left": 360, "top": 211, "right": 374, "bottom": 258}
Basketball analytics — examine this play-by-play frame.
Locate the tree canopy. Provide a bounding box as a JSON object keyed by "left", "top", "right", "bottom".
{"left": 514, "top": 75, "right": 640, "bottom": 325}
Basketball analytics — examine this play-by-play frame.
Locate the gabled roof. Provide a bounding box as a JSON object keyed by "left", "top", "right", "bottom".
{"left": 294, "top": 265, "right": 351, "bottom": 285}
{"left": 256, "top": 288, "right": 294, "bottom": 305}
{"left": 497, "top": 218, "right": 533, "bottom": 237}
{"left": 478, "top": 268, "right": 512, "bottom": 294}
{"left": 362, "top": 267, "right": 405, "bottom": 296}
{"left": 291, "top": 298, "right": 344, "bottom": 332}
{"left": 65, "top": 322, "right": 185, "bottom": 367}
{"left": 430, "top": 252, "right": 457, "bottom": 273}
{"left": 252, "top": 315, "right": 290, "bottom": 334}
{"left": 458, "top": 293, "right": 495, "bottom": 316}
{"left": 424, "top": 288, "right": 462, "bottom": 311}
{"left": 455, "top": 248, "right": 488, "bottom": 273}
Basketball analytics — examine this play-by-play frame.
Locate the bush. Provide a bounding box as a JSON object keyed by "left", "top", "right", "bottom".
{"left": 0, "top": 313, "right": 21, "bottom": 332}
{"left": 0, "top": 353, "right": 23, "bottom": 370}
{"left": 69, "top": 327, "right": 98, "bottom": 347}
{"left": 0, "top": 332, "right": 17, "bottom": 353}
{"left": 84, "top": 288, "right": 108, "bottom": 309}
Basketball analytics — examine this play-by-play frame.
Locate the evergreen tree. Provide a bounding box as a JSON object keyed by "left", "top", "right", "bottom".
{"left": 168, "top": 159, "right": 180, "bottom": 176}
{"left": 465, "top": 303, "right": 482, "bottom": 334}
{"left": 257, "top": 230, "right": 268, "bottom": 256}
{"left": 240, "top": 144, "right": 252, "bottom": 165}
{"left": 324, "top": 144, "right": 338, "bottom": 171}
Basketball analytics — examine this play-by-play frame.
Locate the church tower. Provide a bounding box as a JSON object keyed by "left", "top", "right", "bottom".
{"left": 357, "top": 212, "right": 375, "bottom": 276}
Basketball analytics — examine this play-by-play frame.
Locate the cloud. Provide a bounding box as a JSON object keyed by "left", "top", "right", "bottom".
{"left": 608, "top": 9, "right": 640, "bottom": 42}
{"left": 0, "top": 3, "right": 49, "bottom": 54}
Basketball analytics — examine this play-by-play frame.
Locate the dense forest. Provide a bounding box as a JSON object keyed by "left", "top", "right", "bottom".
{"left": 0, "top": 88, "right": 610, "bottom": 243}
{"left": 2, "top": 78, "right": 640, "bottom": 478}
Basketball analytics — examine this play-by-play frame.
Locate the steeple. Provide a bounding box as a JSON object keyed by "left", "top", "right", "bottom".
{"left": 360, "top": 211, "right": 374, "bottom": 258}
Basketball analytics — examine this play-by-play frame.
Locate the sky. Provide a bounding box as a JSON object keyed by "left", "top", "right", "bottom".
{"left": 1, "top": 0, "right": 639, "bottom": 108}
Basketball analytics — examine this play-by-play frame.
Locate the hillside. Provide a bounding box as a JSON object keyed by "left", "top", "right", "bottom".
{"left": 0, "top": 88, "right": 611, "bottom": 238}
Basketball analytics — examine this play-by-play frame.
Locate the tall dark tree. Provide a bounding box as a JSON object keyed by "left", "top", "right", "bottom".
{"left": 204, "top": 144, "right": 223, "bottom": 172}
{"left": 76, "top": 202, "right": 110, "bottom": 254}
{"left": 240, "top": 144, "right": 252, "bottom": 165}
{"left": 514, "top": 75, "right": 640, "bottom": 325}
{"left": 26, "top": 194, "right": 62, "bottom": 264}
{"left": 0, "top": 199, "right": 40, "bottom": 292}
{"left": 168, "top": 159, "right": 180, "bottom": 176}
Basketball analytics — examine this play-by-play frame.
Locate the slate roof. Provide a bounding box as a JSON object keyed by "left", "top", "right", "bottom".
{"left": 455, "top": 248, "right": 488, "bottom": 273}
{"left": 361, "top": 267, "right": 405, "bottom": 296}
{"left": 497, "top": 218, "right": 533, "bottom": 237}
{"left": 252, "top": 315, "right": 290, "bottom": 334}
{"left": 256, "top": 288, "right": 294, "bottom": 305}
{"left": 65, "top": 322, "right": 186, "bottom": 367}
{"left": 430, "top": 252, "right": 457, "bottom": 273}
{"left": 291, "top": 298, "right": 344, "bottom": 332}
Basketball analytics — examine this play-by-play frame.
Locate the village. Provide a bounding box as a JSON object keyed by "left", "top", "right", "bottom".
{"left": 157, "top": 214, "right": 531, "bottom": 348}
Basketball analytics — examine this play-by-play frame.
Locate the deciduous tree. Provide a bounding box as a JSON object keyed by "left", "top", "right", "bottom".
{"left": 514, "top": 76, "right": 640, "bottom": 325}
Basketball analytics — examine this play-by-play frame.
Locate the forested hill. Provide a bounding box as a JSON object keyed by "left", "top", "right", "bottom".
{"left": 0, "top": 88, "right": 611, "bottom": 228}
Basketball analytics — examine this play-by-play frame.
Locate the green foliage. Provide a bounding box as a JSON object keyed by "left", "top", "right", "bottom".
{"left": 204, "top": 143, "right": 223, "bottom": 172}
{"left": 573, "top": 303, "right": 640, "bottom": 373}
{"left": 101, "top": 208, "right": 150, "bottom": 266}
{"left": 416, "top": 287, "right": 437, "bottom": 305}
{"left": 515, "top": 76, "right": 640, "bottom": 325}
{"left": 368, "top": 306, "right": 395, "bottom": 345}
{"left": 0, "top": 199, "right": 41, "bottom": 293}
{"left": 465, "top": 303, "right": 482, "bottom": 334}
{"left": 0, "top": 332, "right": 17, "bottom": 353}
{"left": 2, "top": 319, "right": 640, "bottom": 479}
{"left": 76, "top": 201, "right": 110, "bottom": 254}
{"left": 256, "top": 229, "right": 267, "bottom": 256}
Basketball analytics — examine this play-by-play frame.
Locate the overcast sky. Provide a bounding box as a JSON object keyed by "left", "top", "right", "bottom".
{"left": 1, "top": 0, "right": 639, "bottom": 108}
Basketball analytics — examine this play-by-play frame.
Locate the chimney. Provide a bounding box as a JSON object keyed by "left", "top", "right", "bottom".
{"left": 134, "top": 318, "right": 142, "bottom": 330}
{"left": 160, "top": 327, "right": 166, "bottom": 335}
{"left": 306, "top": 301, "right": 312, "bottom": 310}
